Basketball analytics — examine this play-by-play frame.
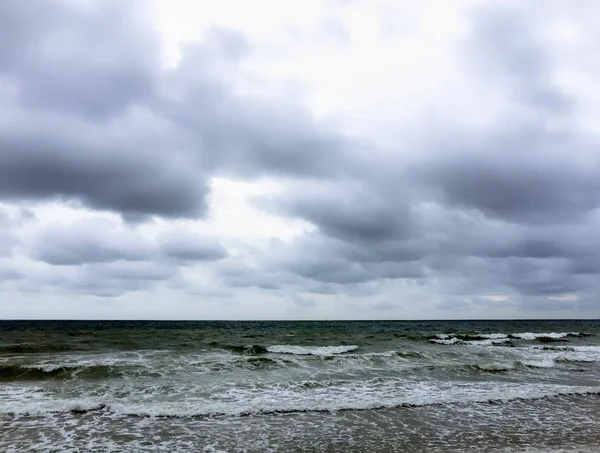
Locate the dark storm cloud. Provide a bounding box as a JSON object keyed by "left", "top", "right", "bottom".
{"left": 416, "top": 130, "right": 600, "bottom": 224}
{"left": 0, "top": 130, "right": 210, "bottom": 219}
{"left": 0, "top": 0, "right": 158, "bottom": 119}
{"left": 0, "top": 0, "right": 207, "bottom": 219}
{"left": 262, "top": 181, "right": 413, "bottom": 243}
{"left": 255, "top": 198, "right": 600, "bottom": 300}
{"left": 0, "top": 0, "right": 350, "bottom": 221}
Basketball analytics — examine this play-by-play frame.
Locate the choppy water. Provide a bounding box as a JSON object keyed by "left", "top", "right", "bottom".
{"left": 1, "top": 320, "right": 599, "bottom": 452}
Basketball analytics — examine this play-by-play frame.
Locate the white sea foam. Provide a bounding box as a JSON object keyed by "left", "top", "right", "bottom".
{"left": 499, "top": 448, "right": 600, "bottom": 453}
{"left": 435, "top": 333, "right": 509, "bottom": 340}
{"left": 430, "top": 338, "right": 462, "bottom": 345}
{"left": 518, "top": 358, "right": 556, "bottom": 368}
{"left": 203, "top": 446, "right": 229, "bottom": 453}
{"left": 266, "top": 345, "right": 358, "bottom": 356}
{"left": 512, "top": 332, "right": 576, "bottom": 340}
{"left": 3, "top": 380, "right": 598, "bottom": 417}
{"left": 481, "top": 333, "right": 509, "bottom": 339}
{"left": 472, "top": 362, "right": 515, "bottom": 372}
{"left": 466, "top": 338, "right": 511, "bottom": 346}
{"left": 471, "top": 359, "right": 556, "bottom": 371}
{"left": 432, "top": 331, "right": 584, "bottom": 345}
{"left": 431, "top": 337, "right": 510, "bottom": 346}
{"left": 554, "top": 346, "right": 600, "bottom": 363}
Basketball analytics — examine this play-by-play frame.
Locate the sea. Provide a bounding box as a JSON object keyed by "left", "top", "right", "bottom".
{"left": 1, "top": 320, "right": 599, "bottom": 453}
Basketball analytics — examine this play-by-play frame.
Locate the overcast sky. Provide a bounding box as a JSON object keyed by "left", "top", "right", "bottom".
{"left": 1, "top": 0, "right": 599, "bottom": 320}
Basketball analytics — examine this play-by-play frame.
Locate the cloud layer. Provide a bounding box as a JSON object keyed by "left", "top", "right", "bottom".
{"left": 0, "top": 0, "right": 599, "bottom": 319}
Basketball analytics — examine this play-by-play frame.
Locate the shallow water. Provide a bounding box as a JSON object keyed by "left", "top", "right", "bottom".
{"left": 1, "top": 320, "right": 599, "bottom": 452}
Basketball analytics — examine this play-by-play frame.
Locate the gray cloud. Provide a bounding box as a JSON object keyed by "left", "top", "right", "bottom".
{"left": 0, "top": 0, "right": 349, "bottom": 221}
{"left": 263, "top": 181, "right": 413, "bottom": 243}
{"left": 254, "top": 200, "right": 600, "bottom": 300}
{"left": 416, "top": 130, "right": 600, "bottom": 224}
{"left": 0, "top": 0, "right": 599, "bottom": 315}
{"left": 464, "top": 5, "right": 572, "bottom": 115}
{"left": 0, "top": 265, "right": 22, "bottom": 281}
{"left": 32, "top": 220, "right": 152, "bottom": 266}
{"left": 158, "top": 228, "right": 228, "bottom": 262}
{"left": 0, "top": 0, "right": 207, "bottom": 219}
{"left": 4, "top": 261, "right": 180, "bottom": 299}
{"left": 0, "top": 0, "right": 158, "bottom": 119}
{"left": 241, "top": 3, "right": 600, "bottom": 308}
{"left": 30, "top": 220, "right": 227, "bottom": 266}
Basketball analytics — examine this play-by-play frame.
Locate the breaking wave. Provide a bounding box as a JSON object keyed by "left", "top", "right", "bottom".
{"left": 266, "top": 345, "right": 358, "bottom": 356}
{"left": 429, "top": 332, "right": 586, "bottom": 346}
{"left": 211, "top": 343, "right": 359, "bottom": 356}
{"left": 213, "top": 344, "right": 269, "bottom": 355}
{"left": 510, "top": 332, "right": 582, "bottom": 341}
{"left": 430, "top": 336, "right": 511, "bottom": 346}
{"left": 4, "top": 386, "right": 599, "bottom": 418}
{"left": 467, "top": 359, "right": 556, "bottom": 374}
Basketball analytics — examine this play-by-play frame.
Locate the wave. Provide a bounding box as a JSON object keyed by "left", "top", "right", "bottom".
{"left": 468, "top": 362, "right": 515, "bottom": 373}
{"left": 210, "top": 343, "right": 268, "bottom": 355}
{"left": 211, "top": 343, "right": 359, "bottom": 356}
{"left": 510, "top": 332, "right": 581, "bottom": 341}
{"left": 545, "top": 345, "right": 600, "bottom": 363}
{"left": 0, "top": 364, "right": 125, "bottom": 382}
{"left": 246, "top": 357, "right": 279, "bottom": 367}
{"left": 266, "top": 345, "right": 358, "bottom": 356}
{"left": 429, "top": 331, "right": 587, "bottom": 346}
{"left": 467, "top": 359, "right": 556, "bottom": 374}
{"left": 536, "top": 346, "right": 576, "bottom": 351}
{"left": 5, "top": 386, "right": 599, "bottom": 418}
{"left": 517, "top": 358, "right": 557, "bottom": 368}
{"left": 430, "top": 337, "right": 511, "bottom": 346}
{"left": 384, "top": 350, "right": 425, "bottom": 358}
{"left": 326, "top": 350, "right": 424, "bottom": 359}
{"left": 0, "top": 348, "right": 425, "bottom": 380}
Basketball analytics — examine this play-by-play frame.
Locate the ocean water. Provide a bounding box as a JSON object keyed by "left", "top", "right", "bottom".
{"left": 1, "top": 320, "right": 599, "bottom": 453}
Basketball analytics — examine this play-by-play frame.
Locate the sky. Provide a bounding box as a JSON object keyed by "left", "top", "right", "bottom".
{"left": 0, "top": 0, "right": 599, "bottom": 320}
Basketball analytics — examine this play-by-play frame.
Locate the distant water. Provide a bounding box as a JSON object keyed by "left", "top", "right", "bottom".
{"left": 1, "top": 320, "right": 600, "bottom": 452}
